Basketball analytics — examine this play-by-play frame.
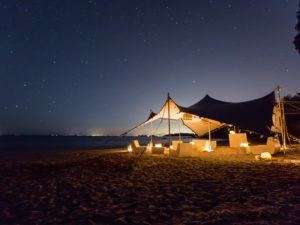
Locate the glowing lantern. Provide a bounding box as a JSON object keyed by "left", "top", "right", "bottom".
{"left": 230, "top": 130, "right": 236, "bottom": 134}
{"left": 155, "top": 143, "right": 162, "bottom": 147}
{"left": 240, "top": 143, "right": 248, "bottom": 147}
{"left": 170, "top": 145, "right": 174, "bottom": 149}
{"left": 204, "top": 147, "right": 212, "bottom": 152}
{"left": 190, "top": 141, "right": 195, "bottom": 145}
{"left": 204, "top": 141, "right": 213, "bottom": 152}
{"left": 147, "top": 142, "right": 153, "bottom": 150}
{"left": 260, "top": 152, "right": 272, "bottom": 160}
{"left": 127, "top": 145, "right": 132, "bottom": 152}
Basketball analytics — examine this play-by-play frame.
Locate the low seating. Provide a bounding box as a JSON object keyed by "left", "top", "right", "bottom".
{"left": 172, "top": 140, "right": 183, "bottom": 150}
{"left": 229, "top": 133, "right": 248, "bottom": 148}
{"left": 170, "top": 143, "right": 193, "bottom": 157}
{"left": 130, "top": 140, "right": 147, "bottom": 154}
{"left": 192, "top": 139, "right": 217, "bottom": 151}
{"left": 248, "top": 137, "right": 281, "bottom": 155}
{"left": 151, "top": 144, "right": 165, "bottom": 154}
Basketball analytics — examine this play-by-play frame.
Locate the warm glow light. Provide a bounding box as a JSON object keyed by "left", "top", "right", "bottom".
{"left": 147, "top": 142, "right": 153, "bottom": 150}
{"left": 240, "top": 143, "right": 248, "bottom": 147}
{"left": 170, "top": 145, "right": 174, "bottom": 149}
{"left": 204, "top": 147, "right": 213, "bottom": 152}
{"left": 127, "top": 145, "right": 132, "bottom": 152}
{"left": 190, "top": 141, "right": 194, "bottom": 145}
{"left": 230, "top": 130, "right": 236, "bottom": 134}
{"left": 260, "top": 152, "right": 272, "bottom": 160}
{"left": 155, "top": 143, "right": 162, "bottom": 147}
{"left": 204, "top": 141, "right": 213, "bottom": 152}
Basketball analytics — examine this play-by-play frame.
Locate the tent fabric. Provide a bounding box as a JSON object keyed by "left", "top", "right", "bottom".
{"left": 120, "top": 110, "right": 157, "bottom": 136}
{"left": 181, "top": 116, "right": 224, "bottom": 136}
{"left": 121, "top": 91, "right": 276, "bottom": 136}
{"left": 178, "top": 91, "right": 275, "bottom": 135}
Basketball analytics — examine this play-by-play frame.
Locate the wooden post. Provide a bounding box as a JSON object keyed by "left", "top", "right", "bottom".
{"left": 208, "top": 122, "right": 211, "bottom": 151}
{"left": 150, "top": 120, "right": 152, "bottom": 148}
{"left": 277, "top": 86, "right": 287, "bottom": 152}
{"left": 168, "top": 93, "right": 171, "bottom": 149}
{"left": 178, "top": 119, "right": 181, "bottom": 141}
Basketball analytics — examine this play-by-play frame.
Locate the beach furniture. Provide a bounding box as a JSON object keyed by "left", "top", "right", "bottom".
{"left": 170, "top": 143, "right": 193, "bottom": 157}
{"left": 172, "top": 140, "right": 183, "bottom": 150}
{"left": 249, "top": 137, "right": 280, "bottom": 155}
{"left": 169, "top": 140, "right": 181, "bottom": 156}
{"left": 151, "top": 143, "right": 165, "bottom": 154}
{"left": 192, "top": 139, "right": 217, "bottom": 151}
{"left": 130, "top": 140, "right": 147, "bottom": 154}
{"left": 229, "top": 133, "right": 248, "bottom": 148}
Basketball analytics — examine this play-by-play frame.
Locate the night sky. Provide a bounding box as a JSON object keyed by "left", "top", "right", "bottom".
{"left": 1, "top": 0, "right": 299, "bottom": 136}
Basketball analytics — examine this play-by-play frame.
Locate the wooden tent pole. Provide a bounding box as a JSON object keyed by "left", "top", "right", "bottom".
{"left": 277, "top": 86, "right": 286, "bottom": 152}
{"left": 178, "top": 119, "right": 181, "bottom": 141}
{"left": 168, "top": 93, "right": 171, "bottom": 148}
{"left": 208, "top": 122, "right": 211, "bottom": 151}
{"left": 150, "top": 120, "right": 152, "bottom": 147}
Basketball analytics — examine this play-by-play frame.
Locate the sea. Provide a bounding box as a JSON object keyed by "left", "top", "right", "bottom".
{"left": 0, "top": 135, "right": 197, "bottom": 156}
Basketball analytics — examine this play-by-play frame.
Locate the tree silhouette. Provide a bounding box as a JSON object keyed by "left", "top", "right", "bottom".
{"left": 294, "top": 2, "right": 300, "bottom": 53}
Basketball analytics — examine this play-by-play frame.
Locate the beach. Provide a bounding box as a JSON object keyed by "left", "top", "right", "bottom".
{"left": 0, "top": 147, "right": 300, "bottom": 225}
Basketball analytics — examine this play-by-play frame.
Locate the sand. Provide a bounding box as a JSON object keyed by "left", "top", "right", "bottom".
{"left": 0, "top": 147, "right": 300, "bottom": 225}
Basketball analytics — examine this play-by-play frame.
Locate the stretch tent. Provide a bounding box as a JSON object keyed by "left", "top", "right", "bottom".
{"left": 121, "top": 91, "right": 275, "bottom": 137}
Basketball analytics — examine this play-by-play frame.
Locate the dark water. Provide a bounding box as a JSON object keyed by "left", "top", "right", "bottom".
{"left": 0, "top": 136, "right": 196, "bottom": 155}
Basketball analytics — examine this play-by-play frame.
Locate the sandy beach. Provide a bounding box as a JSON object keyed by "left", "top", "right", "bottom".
{"left": 0, "top": 147, "right": 300, "bottom": 225}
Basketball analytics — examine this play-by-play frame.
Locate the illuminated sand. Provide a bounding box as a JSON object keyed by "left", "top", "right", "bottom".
{"left": 0, "top": 147, "right": 300, "bottom": 224}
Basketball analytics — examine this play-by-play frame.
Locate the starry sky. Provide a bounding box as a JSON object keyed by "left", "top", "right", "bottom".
{"left": 0, "top": 0, "right": 299, "bottom": 136}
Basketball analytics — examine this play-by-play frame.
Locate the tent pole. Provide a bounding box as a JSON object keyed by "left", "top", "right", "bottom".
{"left": 208, "top": 122, "right": 211, "bottom": 151}
{"left": 282, "top": 102, "right": 288, "bottom": 145}
{"left": 150, "top": 120, "right": 152, "bottom": 148}
{"left": 178, "top": 119, "right": 181, "bottom": 141}
{"left": 168, "top": 93, "right": 171, "bottom": 149}
{"left": 277, "top": 86, "right": 287, "bottom": 152}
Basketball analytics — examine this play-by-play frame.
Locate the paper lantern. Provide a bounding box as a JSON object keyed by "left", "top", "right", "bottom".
{"left": 260, "top": 152, "right": 272, "bottom": 160}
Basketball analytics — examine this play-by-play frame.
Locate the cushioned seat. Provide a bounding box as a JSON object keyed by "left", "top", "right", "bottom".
{"left": 130, "top": 140, "right": 147, "bottom": 154}
{"left": 170, "top": 143, "right": 193, "bottom": 157}
{"left": 192, "top": 139, "right": 216, "bottom": 151}
{"left": 249, "top": 137, "right": 280, "bottom": 155}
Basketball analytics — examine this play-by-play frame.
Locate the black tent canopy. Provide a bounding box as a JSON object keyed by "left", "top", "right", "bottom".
{"left": 178, "top": 91, "right": 275, "bottom": 135}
